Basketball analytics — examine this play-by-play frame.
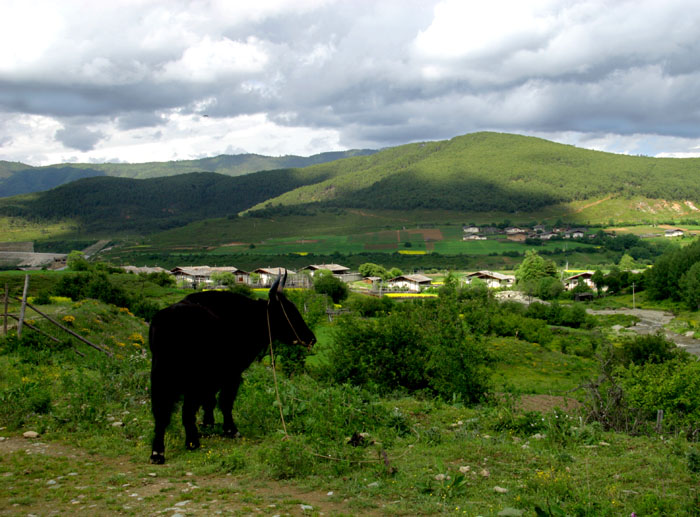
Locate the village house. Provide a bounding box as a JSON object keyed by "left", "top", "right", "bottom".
{"left": 564, "top": 271, "right": 596, "bottom": 291}
{"left": 462, "top": 225, "right": 480, "bottom": 234}
{"left": 505, "top": 227, "right": 526, "bottom": 234}
{"left": 464, "top": 270, "right": 516, "bottom": 289}
{"left": 563, "top": 228, "right": 586, "bottom": 239}
{"left": 253, "top": 267, "right": 296, "bottom": 287}
{"left": 301, "top": 263, "right": 351, "bottom": 276}
{"left": 170, "top": 266, "right": 249, "bottom": 288}
{"left": 386, "top": 274, "right": 432, "bottom": 292}
{"left": 664, "top": 228, "right": 684, "bottom": 238}
{"left": 463, "top": 234, "right": 487, "bottom": 241}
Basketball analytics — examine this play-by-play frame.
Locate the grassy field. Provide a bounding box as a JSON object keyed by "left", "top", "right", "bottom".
{"left": 0, "top": 216, "right": 79, "bottom": 243}
{"left": 1, "top": 270, "right": 700, "bottom": 515}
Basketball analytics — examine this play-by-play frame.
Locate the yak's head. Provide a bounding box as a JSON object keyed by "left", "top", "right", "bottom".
{"left": 268, "top": 271, "right": 316, "bottom": 349}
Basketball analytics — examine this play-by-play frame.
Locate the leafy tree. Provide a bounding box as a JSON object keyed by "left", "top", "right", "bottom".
{"left": 67, "top": 250, "right": 89, "bottom": 271}
{"left": 618, "top": 253, "right": 636, "bottom": 271}
{"left": 313, "top": 272, "right": 349, "bottom": 304}
{"left": 210, "top": 271, "right": 237, "bottom": 288}
{"left": 536, "top": 276, "right": 564, "bottom": 300}
{"left": 515, "top": 250, "right": 558, "bottom": 285}
{"left": 591, "top": 270, "right": 605, "bottom": 296}
{"left": 359, "top": 263, "right": 388, "bottom": 279}
{"left": 680, "top": 262, "right": 700, "bottom": 310}
{"left": 388, "top": 267, "right": 404, "bottom": 278}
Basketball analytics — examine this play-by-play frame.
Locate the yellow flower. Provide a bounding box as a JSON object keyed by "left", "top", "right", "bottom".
{"left": 62, "top": 315, "right": 76, "bottom": 325}
{"left": 128, "top": 332, "right": 145, "bottom": 344}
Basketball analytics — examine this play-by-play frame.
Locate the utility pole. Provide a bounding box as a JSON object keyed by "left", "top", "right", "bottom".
{"left": 632, "top": 282, "right": 636, "bottom": 310}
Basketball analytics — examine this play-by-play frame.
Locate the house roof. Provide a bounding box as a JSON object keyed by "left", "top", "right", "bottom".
{"left": 171, "top": 266, "right": 246, "bottom": 276}
{"left": 466, "top": 270, "right": 515, "bottom": 281}
{"left": 302, "top": 263, "right": 350, "bottom": 273}
{"left": 389, "top": 274, "right": 432, "bottom": 283}
{"left": 253, "top": 267, "right": 294, "bottom": 275}
{"left": 564, "top": 271, "right": 595, "bottom": 281}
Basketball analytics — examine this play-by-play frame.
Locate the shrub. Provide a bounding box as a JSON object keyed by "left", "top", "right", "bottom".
{"left": 346, "top": 293, "right": 394, "bottom": 317}
{"left": 313, "top": 273, "right": 349, "bottom": 303}
{"left": 328, "top": 296, "right": 492, "bottom": 403}
{"left": 618, "top": 332, "right": 677, "bottom": 366}
{"left": 329, "top": 311, "right": 428, "bottom": 392}
{"left": 618, "top": 355, "right": 700, "bottom": 436}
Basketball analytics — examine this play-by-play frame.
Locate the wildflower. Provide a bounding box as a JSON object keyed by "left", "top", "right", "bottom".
{"left": 62, "top": 315, "right": 76, "bottom": 325}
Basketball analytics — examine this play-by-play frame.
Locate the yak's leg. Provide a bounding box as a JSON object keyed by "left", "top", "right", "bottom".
{"left": 182, "top": 393, "right": 201, "bottom": 450}
{"left": 201, "top": 391, "right": 217, "bottom": 431}
{"left": 150, "top": 385, "right": 175, "bottom": 464}
{"left": 219, "top": 376, "right": 242, "bottom": 438}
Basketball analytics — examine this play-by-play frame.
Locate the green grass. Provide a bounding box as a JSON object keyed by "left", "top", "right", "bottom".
{"left": 490, "top": 337, "right": 596, "bottom": 394}
{"left": 2, "top": 280, "right": 700, "bottom": 515}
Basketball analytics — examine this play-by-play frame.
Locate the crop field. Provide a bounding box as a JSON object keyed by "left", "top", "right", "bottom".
{"left": 203, "top": 227, "right": 597, "bottom": 258}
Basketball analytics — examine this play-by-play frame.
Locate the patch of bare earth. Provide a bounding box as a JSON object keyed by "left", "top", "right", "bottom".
{"left": 406, "top": 229, "right": 443, "bottom": 241}
{"left": 516, "top": 395, "right": 582, "bottom": 413}
{"left": 0, "top": 436, "right": 383, "bottom": 516}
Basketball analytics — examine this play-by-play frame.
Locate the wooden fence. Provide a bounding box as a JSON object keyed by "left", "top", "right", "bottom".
{"left": 2, "top": 276, "right": 112, "bottom": 356}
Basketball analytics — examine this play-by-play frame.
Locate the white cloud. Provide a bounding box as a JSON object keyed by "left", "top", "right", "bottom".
{"left": 158, "top": 37, "right": 269, "bottom": 83}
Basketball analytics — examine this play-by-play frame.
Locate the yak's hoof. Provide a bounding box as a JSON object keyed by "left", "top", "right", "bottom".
{"left": 150, "top": 452, "right": 165, "bottom": 464}
{"left": 186, "top": 440, "right": 200, "bottom": 450}
{"left": 223, "top": 429, "right": 242, "bottom": 439}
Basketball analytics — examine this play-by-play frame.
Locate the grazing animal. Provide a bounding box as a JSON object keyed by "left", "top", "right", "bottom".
{"left": 148, "top": 274, "right": 315, "bottom": 464}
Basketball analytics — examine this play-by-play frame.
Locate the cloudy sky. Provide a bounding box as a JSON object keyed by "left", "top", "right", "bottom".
{"left": 2, "top": 0, "right": 700, "bottom": 166}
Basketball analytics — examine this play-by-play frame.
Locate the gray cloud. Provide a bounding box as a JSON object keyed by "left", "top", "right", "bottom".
{"left": 2, "top": 0, "right": 700, "bottom": 163}
{"left": 55, "top": 125, "right": 105, "bottom": 151}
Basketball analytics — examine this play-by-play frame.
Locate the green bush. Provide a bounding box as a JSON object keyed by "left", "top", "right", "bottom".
{"left": 346, "top": 293, "right": 394, "bottom": 317}
{"left": 490, "top": 312, "right": 553, "bottom": 345}
{"left": 618, "top": 355, "right": 700, "bottom": 436}
{"left": 313, "top": 273, "right": 349, "bottom": 303}
{"left": 329, "top": 311, "right": 428, "bottom": 392}
{"left": 328, "top": 296, "right": 492, "bottom": 403}
{"left": 618, "top": 332, "right": 677, "bottom": 366}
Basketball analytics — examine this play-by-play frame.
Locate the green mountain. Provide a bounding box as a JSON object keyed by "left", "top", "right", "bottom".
{"left": 249, "top": 132, "right": 700, "bottom": 213}
{"left": 3, "top": 131, "right": 700, "bottom": 240}
{"left": 0, "top": 149, "right": 376, "bottom": 198}
{"left": 0, "top": 168, "right": 330, "bottom": 234}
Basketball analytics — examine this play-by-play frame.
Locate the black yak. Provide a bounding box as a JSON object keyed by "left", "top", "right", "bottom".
{"left": 148, "top": 274, "right": 315, "bottom": 464}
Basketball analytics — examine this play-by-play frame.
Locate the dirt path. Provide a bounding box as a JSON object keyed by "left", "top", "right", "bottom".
{"left": 588, "top": 308, "right": 700, "bottom": 357}
{"left": 0, "top": 436, "right": 382, "bottom": 516}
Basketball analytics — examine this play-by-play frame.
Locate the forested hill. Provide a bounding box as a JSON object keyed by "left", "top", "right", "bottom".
{"left": 0, "top": 168, "right": 331, "bottom": 234}
{"left": 0, "top": 149, "right": 375, "bottom": 198}
{"left": 4, "top": 131, "right": 700, "bottom": 237}
{"left": 249, "top": 132, "right": 700, "bottom": 214}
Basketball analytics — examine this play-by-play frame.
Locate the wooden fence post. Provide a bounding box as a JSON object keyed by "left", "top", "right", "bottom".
{"left": 656, "top": 409, "right": 664, "bottom": 433}
{"left": 3, "top": 283, "right": 8, "bottom": 335}
{"left": 17, "top": 275, "right": 29, "bottom": 339}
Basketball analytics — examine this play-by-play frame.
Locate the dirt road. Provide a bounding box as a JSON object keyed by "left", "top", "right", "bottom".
{"left": 588, "top": 308, "right": 700, "bottom": 357}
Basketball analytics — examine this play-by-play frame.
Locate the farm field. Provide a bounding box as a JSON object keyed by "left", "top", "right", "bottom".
{"left": 168, "top": 227, "right": 594, "bottom": 257}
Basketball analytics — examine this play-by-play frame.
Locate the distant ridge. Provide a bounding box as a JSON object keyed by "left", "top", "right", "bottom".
{"left": 0, "top": 149, "right": 376, "bottom": 198}
{"left": 2, "top": 131, "right": 700, "bottom": 238}
{"left": 248, "top": 131, "right": 700, "bottom": 214}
